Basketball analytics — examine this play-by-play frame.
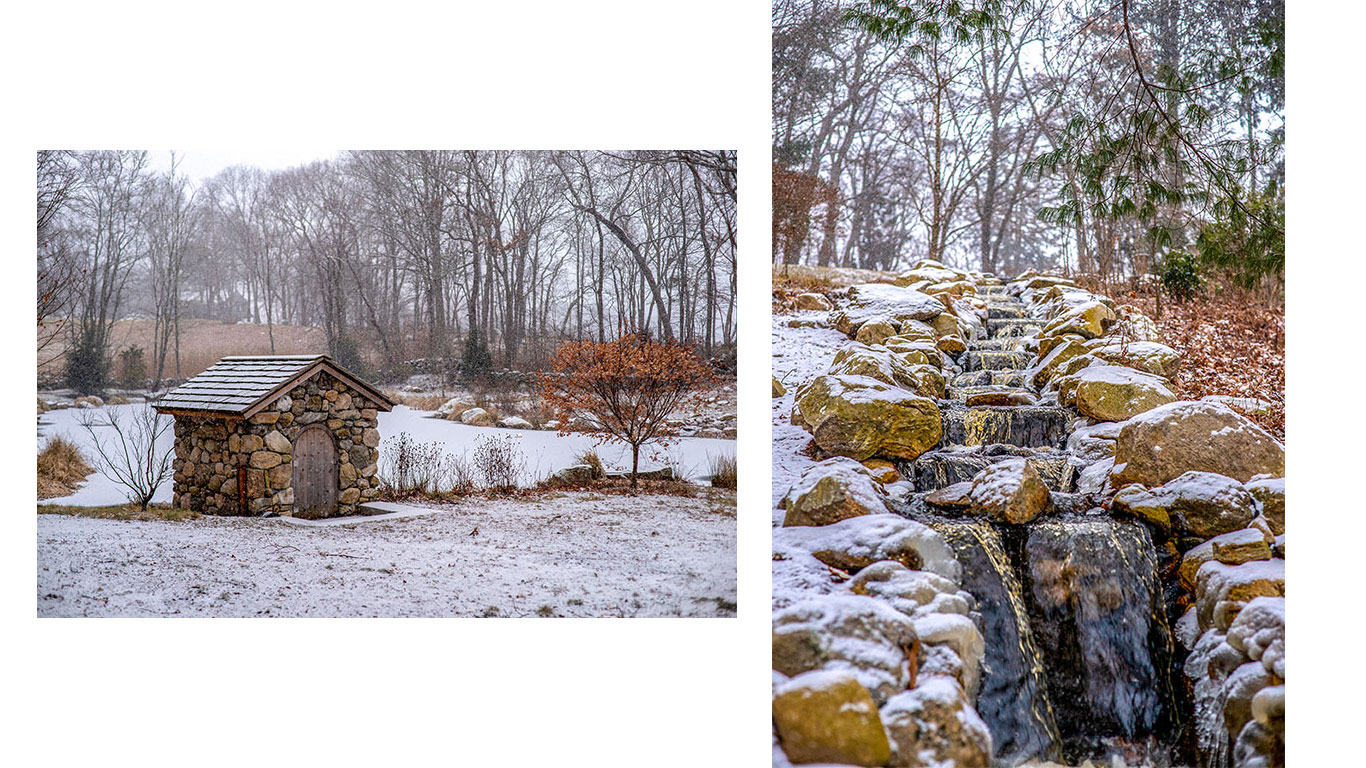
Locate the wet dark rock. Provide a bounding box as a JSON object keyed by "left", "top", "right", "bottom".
{"left": 939, "top": 402, "right": 1070, "bottom": 449}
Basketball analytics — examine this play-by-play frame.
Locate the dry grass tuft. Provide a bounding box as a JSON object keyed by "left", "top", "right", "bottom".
{"left": 708, "top": 453, "right": 738, "bottom": 490}
{"left": 37, "top": 436, "right": 94, "bottom": 500}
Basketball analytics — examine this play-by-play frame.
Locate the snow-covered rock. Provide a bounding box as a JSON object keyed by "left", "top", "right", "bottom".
{"left": 460, "top": 407, "right": 495, "bottom": 426}
{"left": 1070, "top": 364, "right": 1177, "bottom": 422}
{"left": 779, "top": 458, "right": 889, "bottom": 527}
{"left": 772, "top": 669, "right": 891, "bottom": 767}
{"left": 880, "top": 676, "right": 993, "bottom": 768}
{"left": 498, "top": 416, "right": 532, "bottom": 429}
{"left": 772, "top": 594, "right": 919, "bottom": 705}
{"left": 792, "top": 374, "right": 941, "bottom": 461}
{"left": 968, "top": 458, "right": 1052, "bottom": 524}
{"left": 1111, "top": 400, "right": 1285, "bottom": 487}
{"left": 775, "top": 514, "right": 960, "bottom": 582}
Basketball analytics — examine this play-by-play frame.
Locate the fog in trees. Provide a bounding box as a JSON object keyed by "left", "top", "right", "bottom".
{"left": 36, "top": 150, "right": 737, "bottom": 393}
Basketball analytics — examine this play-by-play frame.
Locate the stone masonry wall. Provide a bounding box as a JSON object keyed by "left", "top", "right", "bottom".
{"left": 171, "top": 370, "right": 382, "bottom": 517}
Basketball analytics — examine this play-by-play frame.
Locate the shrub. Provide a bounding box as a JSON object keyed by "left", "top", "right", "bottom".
{"left": 117, "top": 346, "right": 147, "bottom": 390}
{"left": 65, "top": 329, "right": 110, "bottom": 396}
{"left": 379, "top": 432, "right": 451, "bottom": 494}
{"left": 539, "top": 335, "right": 712, "bottom": 489}
{"left": 1158, "top": 250, "right": 1202, "bottom": 302}
{"left": 572, "top": 449, "right": 606, "bottom": 480}
{"left": 76, "top": 407, "right": 174, "bottom": 511}
{"left": 460, "top": 329, "right": 494, "bottom": 384}
{"left": 472, "top": 434, "right": 525, "bottom": 491}
{"left": 708, "top": 453, "right": 737, "bottom": 490}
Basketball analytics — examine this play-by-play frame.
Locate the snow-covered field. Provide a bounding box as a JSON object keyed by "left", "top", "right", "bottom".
{"left": 37, "top": 403, "right": 737, "bottom": 507}
{"left": 771, "top": 314, "right": 850, "bottom": 521}
{"left": 37, "top": 491, "right": 737, "bottom": 617}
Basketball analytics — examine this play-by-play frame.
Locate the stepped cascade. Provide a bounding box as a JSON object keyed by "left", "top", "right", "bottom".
{"left": 772, "top": 262, "right": 1284, "bottom": 768}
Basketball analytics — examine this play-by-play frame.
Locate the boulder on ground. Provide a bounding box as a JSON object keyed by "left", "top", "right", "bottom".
{"left": 881, "top": 677, "right": 993, "bottom": 768}
{"left": 499, "top": 416, "right": 532, "bottom": 429}
{"left": 460, "top": 407, "right": 495, "bottom": 426}
{"left": 437, "top": 398, "right": 475, "bottom": 419}
{"left": 968, "top": 458, "right": 1052, "bottom": 524}
{"left": 1072, "top": 365, "right": 1177, "bottom": 422}
{"left": 1114, "top": 471, "right": 1257, "bottom": 540}
{"left": 855, "top": 317, "right": 900, "bottom": 345}
{"left": 772, "top": 595, "right": 919, "bottom": 704}
{"left": 845, "top": 283, "right": 946, "bottom": 323}
{"left": 794, "top": 292, "right": 834, "bottom": 311}
{"left": 793, "top": 374, "right": 942, "bottom": 461}
{"left": 1111, "top": 401, "right": 1285, "bottom": 487}
{"left": 780, "top": 458, "right": 889, "bottom": 527}
{"left": 1245, "top": 476, "right": 1285, "bottom": 535}
{"left": 1091, "top": 340, "right": 1181, "bottom": 378}
{"left": 772, "top": 376, "right": 787, "bottom": 398}
{"left": 774, "top": 513, "right": 961, "bottom": 581}
{"left": 1030, "top": 337, "right": 1089, "bottom": 387}
{"left": 772, "top": 669, "right": 891, "bottom": 767}
{"left": 1039, "top": 300, "right": 1115, "bottom": 339}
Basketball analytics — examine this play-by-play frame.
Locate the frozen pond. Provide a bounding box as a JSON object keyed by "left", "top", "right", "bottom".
{"left": 37, "top": 403, "right": 737, "bottom": 507}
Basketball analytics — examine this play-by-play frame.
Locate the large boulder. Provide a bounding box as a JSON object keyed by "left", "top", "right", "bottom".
{"left": 1039, "top": 300, "right": 1115, "bottom": 339}
{"left": 437, "top": 398, "right": 476, "bottom": 419}
{"left": 1029, "top": 337, "right": 1089, "bottom": 387}
{"left": 793, "top": 374, "right": 942, "bottom": 461}
{"left": 881, "top": 677, "right": 993, "bottom": 768}
{"left": 772, "top": 670, "right": 891, "bottom": 767}
{"left": 845, "top": 283, "right": 946, "bottom": 323}
{"left": 794, "top": 292, "right": 834, "bottom": 311}
{"left": 460, "top": 407, "right": 496, "bottom": 426}
{"left": 1090, "top": 340, "right": 1181, "bottom": 378}
{"left": 780, "top": 458, "right": 889, "bottom": 527}
{"left": 775, "top": 514, "right": 961, "bottom": 581}
{"left": 1111, "top": 401, "right": 1285, "bottom": 487}
{"left": 772, "top": 595, "right": 919, "bottom": 704}
{"left": 1195, "top": 559, "right": 1285, "bottom": 632}
{"left": 968, "top": 458, "right": 1052, "bottom": 524}
{"left": 1112, "top": 471, "right": 1257, "bottom": 540}
{"left": 1071, "top": 365, "right": 1177, "bottom": 422}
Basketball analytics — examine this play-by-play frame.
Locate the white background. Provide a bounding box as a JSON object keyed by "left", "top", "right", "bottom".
{"left": 0, "top": 0, "right": 1357, "bottom": 765}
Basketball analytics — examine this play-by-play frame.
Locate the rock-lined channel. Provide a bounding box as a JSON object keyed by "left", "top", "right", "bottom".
{"left": 772, "top": 262, "right": 1284, "bottom": 768}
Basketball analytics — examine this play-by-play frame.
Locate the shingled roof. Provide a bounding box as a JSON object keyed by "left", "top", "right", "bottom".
{"left": 153, "top": 355, "right": 394, "bottom": 417}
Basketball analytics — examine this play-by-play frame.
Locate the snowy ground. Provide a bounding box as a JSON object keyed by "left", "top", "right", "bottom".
{"left": 37, "top": 491, "right": 737, "bottom": 618}
{"left": 771, "top": 313, "right": 851, "bottom": 521}
{"left": 37, "top": 403, "right": 737, "bottom": 507}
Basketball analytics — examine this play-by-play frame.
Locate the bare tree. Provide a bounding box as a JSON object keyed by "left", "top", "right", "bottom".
{"left": 77, "top": 406, "right": 174, "bottom": 511}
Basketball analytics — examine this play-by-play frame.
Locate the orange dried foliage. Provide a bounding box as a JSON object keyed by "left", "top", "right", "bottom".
{"left": 538, "top": 335, "right": 713, "bottom": 486}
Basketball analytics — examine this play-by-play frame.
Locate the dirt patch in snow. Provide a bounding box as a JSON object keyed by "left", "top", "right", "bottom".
{"left": 37, "top": 491, "right": 736, "bottom": 618}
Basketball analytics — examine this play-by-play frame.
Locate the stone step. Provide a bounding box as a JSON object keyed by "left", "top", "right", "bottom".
{"left": 938, "top": 402, "right": 1070, "bottom": 449}
{"left": 967, "top": 338, "right": 1027, "bottom": 352}
{"left": 986, "top": 305, "right": 1029, "bottom": 320}
{"left": 951, "top": 370, "right": 1030, "bottom": 389}
{"left": 977, "top": 285, "right": 1009, "bottom": 296}
{"left": 961, "top": 350, "right": 1032, "bottom": 372}
{"left": 899, "top": 446, "right": 1077, "bottom": 493}
{"left": 988, "top": 318, "right": 1044, "bottom": 338}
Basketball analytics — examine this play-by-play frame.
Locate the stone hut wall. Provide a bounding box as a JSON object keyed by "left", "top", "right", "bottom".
{"left": 170, "top": 370, "right": 383, "bottom": 517}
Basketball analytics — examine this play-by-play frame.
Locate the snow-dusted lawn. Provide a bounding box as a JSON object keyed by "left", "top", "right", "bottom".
{"left": 37, "top": 403, "right": 737, "bottom": 507}
{"left": 37, "top": 491, "right": 737, "bottom": 618}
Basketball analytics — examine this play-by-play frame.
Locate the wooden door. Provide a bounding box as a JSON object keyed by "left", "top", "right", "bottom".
{"left": 292, "top": 426, "right": 337, "bottom": 518}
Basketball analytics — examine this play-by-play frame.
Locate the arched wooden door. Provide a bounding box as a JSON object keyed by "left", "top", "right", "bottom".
{"left": 292, "top": 426, "right": 338, "bottom": 518}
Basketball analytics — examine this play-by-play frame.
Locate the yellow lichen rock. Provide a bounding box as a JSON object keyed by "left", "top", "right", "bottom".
{"left": 793, "top": 374, "right": 942, "bottom": 461}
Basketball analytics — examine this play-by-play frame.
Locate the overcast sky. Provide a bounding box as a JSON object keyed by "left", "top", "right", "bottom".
{"left": 146, "top": 149, "right": 341, "bottom": 184}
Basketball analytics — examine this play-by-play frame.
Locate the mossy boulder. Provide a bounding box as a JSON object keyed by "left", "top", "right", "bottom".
{"left": 1111, "top": 401, "right": 1285, "bottom": 487}
{"left": 1040, "top": 300, "right": 1115, "bottom": 339}
{"left": 1072, "top": 365, "right": 1177, "bottom": 422}
{"left": 1091, "top": 340, "right": 1182, "bottom": 378}
{"left": 773, "top": 670, "right": 892, "bottom": 767}
{"left": 780, "top": 458, "right": 889, "bottom": 527}
{"left": 793, "top": 374, "right": 942, "bottom": 461}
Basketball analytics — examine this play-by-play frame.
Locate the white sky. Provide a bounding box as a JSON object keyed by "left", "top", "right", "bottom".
{"left": 146, "top": 149, "right": 341, "bottom": 184}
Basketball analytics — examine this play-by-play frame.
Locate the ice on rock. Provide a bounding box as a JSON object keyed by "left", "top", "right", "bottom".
{"left": 774, "top": 514, "right": 962, "bottom": 582}
{"left": 772, "top": 594, "right": 919, "bottom": 704}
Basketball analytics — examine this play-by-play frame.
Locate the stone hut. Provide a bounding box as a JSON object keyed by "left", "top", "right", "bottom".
{"left": 153, "top": 355, "right": 395, "bottom": 518}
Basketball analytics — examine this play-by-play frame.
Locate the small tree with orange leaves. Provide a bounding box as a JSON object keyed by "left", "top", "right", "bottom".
{"left": 538, "top": 335, "right": 713, "bottom": 489}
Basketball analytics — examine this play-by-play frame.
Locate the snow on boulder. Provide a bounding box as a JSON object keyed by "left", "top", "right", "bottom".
{"left": 774, "top": 513, "right": 961, "bottom": 582}
{"left": 1070, "top": 364, "right": 1177, "bottom": 422}
{"left": 772, "top": 669, "right": 892, "bottom": 767}
{"left": 968, "top": 458, "right": 1052, "bottom": 525}
{"left": 498, "top": 416, "right": 532, "bottom": 429}
{"left": 912, "top": 613, "right": 986, "bottom": 697}
{"left": 1112, "top": 471, "right": 1257, "bottom": 540}
{"left": 848, "top": 561, "right": 966, "bottom": 617}
{"left": 792, "top": 374, "right": 942, "bottom": 461}
{"left": 771, "top": 594, "right": 919, "bottom": 705}
{"left": 1090, "top": 340, "right": 1182, "bottom": 379}
{"left": 794, "top": 292, "right": 833, "bottom": 311}
{"left": 1110, "top": 400, "right": 1285, "bottom": 487}
{"left": 1245, "top": 476, "right": 1285, "bottom": 535}
{"left": 459, "top": 406, "right": 495, "bottom": 426}
{"left": 780, "top": 457, "right": 889, "bottom": 527}
{"left": 829, "top": 346, "right": 929, "bottom": 392}
{"left": 1039, "top": 299, "right": 1115, "bottom": 339}
{"left": 843, "top": 283, "right": 945, "bottom": 324}
{"left": 880, "top": 676, "right": 993, "bottom": 768}
{"left": 436, "top": 398, "right": 475, "bottom": 418}
{"left": 1194, "top": 558, "right": 1285, "bottom": 632}
{"left": 1226, "top": 596, "right": 1284, "bottom": 675}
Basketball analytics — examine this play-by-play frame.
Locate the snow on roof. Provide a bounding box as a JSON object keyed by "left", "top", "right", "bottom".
{"left": 153, "top": 355, "right": 394, "bottom": 417}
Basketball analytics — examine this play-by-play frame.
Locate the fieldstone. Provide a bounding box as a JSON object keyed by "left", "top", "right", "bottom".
{"left": 772, "top": 670, "right": 891, "bottom": 767}
{"left": 461, "top": 407, "right": 495, "bottom": 426}
{"left": 775, "top": 514, "right": 961, "bottom": 581}
{"left": 251, "top": 411, "right": 280, "bottom": 425}
{"left": 881, "top": 677, "right": 992, "bottom": 768}
{"left": 1116, "top": 471, "right": 1257, "bottom": 541}
{"left": 1040, "top": 300, "right": 1115, "bottom": 339}
{"left": 264, "top": 430, "right": 291, "bottom": 453}
{"left": 780, "top": 458, "right": 889, "bottom": 527}
{"left": 275, "top": 395, "right": 293, "bottom": 412}
{"left": 968, "top": 458, "right": 1052, "bottom": 524}
{"left": 267, "top": 463, "right": 291, "bottom": 489}
{"left": 339, "top": 487, "right": 360, "bottom": 505}
{"left": 250, "top": 451, "right": 282, "bottom": 469}
{"left": 772, "top": 594, "right": 919, "bottom": 704}
{"left": 549, "top": 464, "right": 598, "bottom": 485}
{"left": 339, "top": 463, "right": 357, "bottom": 486}
{"left": 773, "top": 377, "right": 787, "bottom": 398}
{"left": 499, "top": 416, "right": 533, "bottom": 429}
{"left": 936, "top": 335, "right": 967, "bottom": 355}
{"left": 1072, "top": 365, "right": 1177, "bottom": 422}
{"left": 849, "top": 561, "right": 964, "bottom": 617}
{"left": 1111, "top": 401, "right": 1285, "bottom": 487}
{"left": 845, "top": 282, "right": 946, "bottom": 323}
{"left": 240, "top": 434, "right": 264, "bottom": 453}
{"left": 1195, "top": 559, "right": 1285, "bottom": 632}
{"left": 964, "top": 389, "right": 1037, "bottom": 407}
{"left": 1212, "top": 527, "right": 1273, "bottom": 566}
{"left": 1245, "top": 476, "right": 1285, "bottom": 535}
{"left": 924, "top": 481, "right": 973, "bottom": 509}
{"left": 794, "top": 292, "right": 834, "bottom": 311}
{"left": 1091, "top": 340, "right": 1181, "bottom": 378}
{"left": 793, "top": 374, "right": 942, "bottom": 461}
{"left": 1029, "top": 337, "right": 1090, "bottom": 387}
{"left": 854, "top": 317, "right": 899, "bottom": 345}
